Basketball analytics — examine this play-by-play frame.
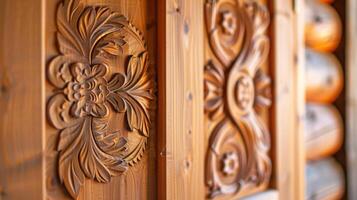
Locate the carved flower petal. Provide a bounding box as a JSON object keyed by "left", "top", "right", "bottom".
{"left": 70, "top": 98, "right": 87, "bottom": 117}
{"left": 245, "top": 112, "right": 270, "bottom": 151}
{"left": 245, "top": 113, "right": 272, "bottom": 183}
{"left": 48, "top": 56, "right": 73, "bottom": 88}
{"left": 206, "top": 119, "right": 246, "bottom": 198}
{"left": 90, "top": 103, "right": 109, "bottom": 117}
{"left": 242, "top": 35, "right": 269, "bottom": 77}
{"left": 91, "top": 64, "right": 108, "bottom": 78}
{"left": 107, "top": 93, "right": 127, "bottom": 113}
{"left": 70, "top": 62, "right": 95, "bottom": 83}
{"left": 47, "top": 93, "right": 80, "bottom": 129}
{"left": 123, "top": 93, "right": 151, "bottom": 137}
{"left": 107, "top": 73, "right": 126, "bottom": 92}
{"left": 126, "top": 52, "right": 149, "bottom": 87}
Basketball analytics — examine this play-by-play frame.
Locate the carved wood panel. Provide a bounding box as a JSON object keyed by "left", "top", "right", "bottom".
{"left": 46, "top": 0, "right": 156, "bottom": 199}
{"left": 204, "top": 0, "right": 272, "bottom": 198}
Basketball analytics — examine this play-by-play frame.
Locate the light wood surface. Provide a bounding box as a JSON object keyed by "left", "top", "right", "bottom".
{"left": 271, "top": 0, "right": 306, "bottom": 199}
{"left": 243, "top": 190, "right": 279, "bottom": 200}
{"left": 0, "top": 0, "right": 45, "bottom": 199}
{"left": 306, "top": 158, "right": 345, "bottom": 200}
{"left": 346, "top": 0, "right": 357, "bottom": 198}
{"left": 157, "top": 0, "right": 205, "bottom": 199}
{"left": 305, "top": 49, "right": 344, "bottom": 104}
{"left": 305, "top": 104, "right": 343, "bottom": 160}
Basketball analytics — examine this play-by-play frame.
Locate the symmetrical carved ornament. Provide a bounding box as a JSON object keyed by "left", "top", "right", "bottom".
{"left": 204, "top": 0, "right": 272, "bottom": 198}
{"left": 47, "top": 0, "right": 155, "bottom": 198}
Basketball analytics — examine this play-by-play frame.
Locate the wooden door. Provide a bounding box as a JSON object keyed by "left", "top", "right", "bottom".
{"left": 1, "top": 0, "right": 157, "bottom": 199}
{"left": 0, "top": 0, "right": 306, "bottom": 200}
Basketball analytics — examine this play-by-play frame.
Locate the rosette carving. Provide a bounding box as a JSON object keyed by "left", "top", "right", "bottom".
{"left": 47, "top": 0, "right": 155, "bottom": 198}
{"left": 205, "top": 0, "right": 272, "bottom": 198}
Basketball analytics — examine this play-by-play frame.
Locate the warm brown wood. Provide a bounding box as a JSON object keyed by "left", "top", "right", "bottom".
{"left": 271, "top": 0, "right": 306, "bottom": 199}
{"left": 0, "top": 0, "right": 334, "bottom": 200}
{"left": 305, "top": 0, "right": 342, "bottom": 52}
{"left": 204, "top": 0, "right": 272, "bottom": 199}
{"left": 157, "top": 0, "right": 205, "bottom": 199}
{"left": 0, "top": 0, "right": 45, "bottom": 199}
{"left": 242, "top": 190, "right": 279, "bottom": 200}
{"left": 346, "top": 0, "right": 357, "bottom": 198}
{"left": 305, "top": 48, "right": 344, "bottom": 104}
{"left": 44, "top": 0, "right": 157, "bottom": 199}
{"left": 306, "top": 158, "right": 345, "bottom": 200}
{"left": 46, "top": 1, "right": 156, "bottom": 198}
{"left": 304, "top": 104, "right": 343, "bottom": 160}
{"left": 242, "top": 190, "right": 278, "bottom": 200}
{"left": 319, "top": 0, "right": 335, "bottom": 3}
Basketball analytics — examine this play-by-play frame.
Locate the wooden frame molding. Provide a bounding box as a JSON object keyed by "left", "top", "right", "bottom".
{"left": 347, "top": 0, "right": 357, "bottom": 198}
{"left": 271, "top": 0, "right": 305, "bottom": 199}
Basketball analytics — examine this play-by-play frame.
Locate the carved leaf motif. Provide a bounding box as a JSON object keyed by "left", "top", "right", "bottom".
{"left": 107, "top": 52, "right": 154, "bottom": 137}
{"left": 47, "top": 0, "right": 155, "bottom": 198}
{"left": 205, "top": 0, "right": 272, "bottom": 198}
{"left": 57, "top": 117, "right": 128, "bottom": 198}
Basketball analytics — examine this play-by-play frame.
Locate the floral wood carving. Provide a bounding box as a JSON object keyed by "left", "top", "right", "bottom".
{"left": 204, "top": 0, "right": 272, "bottom": 198}
{"left": 47, "top": 0, "right": 155, "bottom": 198}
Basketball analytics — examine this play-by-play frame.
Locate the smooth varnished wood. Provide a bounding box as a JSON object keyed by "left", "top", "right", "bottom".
{"left": 271, "top": 0, "right": 306, "bottom": 199}
{"left": 157, "top": 0, "right": 205, "bottom": 199}
{"left": 346, "top": 0, "right": 357, "bottom": 198}
{"left": 0, "top": 0, "right": 45, "bottom": 199}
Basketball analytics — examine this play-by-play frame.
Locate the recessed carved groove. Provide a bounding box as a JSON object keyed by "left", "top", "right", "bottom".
{"left": 47, "top": 0, "right": 155, "bottom": 198}
{"left": 204, "top": 0, "right": 272, "bottom": 198}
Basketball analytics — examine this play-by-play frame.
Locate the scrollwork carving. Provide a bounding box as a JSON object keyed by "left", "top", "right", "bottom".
{"left": 47, "top": 0, "right": 155, "bottom": 198}
{"left": 205, "top": 0, "right": 272, "bottom": 198}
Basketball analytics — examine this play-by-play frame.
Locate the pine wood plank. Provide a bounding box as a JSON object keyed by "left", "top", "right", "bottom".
{"left": 271, "top": 0, "right": 305, "bottom": 199}
{"left": 346, "top": 0, "right": 357, "bottom": 198}
{"left": 0, "top": 0, "right": 45, "bottom": 199}
{"left": 157, "top": 0, "right": 205, "bottom": 199}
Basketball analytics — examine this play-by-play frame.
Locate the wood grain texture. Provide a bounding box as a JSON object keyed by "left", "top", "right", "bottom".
{"left": 0, "top": 0, "right": 45, "bottom": 199}
{"left": 204, "top": 0, "right": 272, "bottom": 199}
{"left": 305, "top": 104, "right": 343, "bottom": 161}
{"left": 46, "top": 0, "right": 155, "bottom": 198}
{"left": 242, "top": 190, "right": 278, "bottom": 200}
{"left": 305, "top": 48, "right": 344, "bottom": 104}
{"left": 305, "top": 0, "right": 342, "bottom": 52}
{"left": 346, "top": 0, "right": 357, "bottom": 198}
{"left": 270, "top": 0, "right": 306, "bottom": 199}
{"left": 45, "top": 0, "right": 157, "bottom": 199}
{"left": 306, "top": 158, "right": 345, "bottom": 200}
{"left": 157, "top": 0, "right": 205, "bottom": 199}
